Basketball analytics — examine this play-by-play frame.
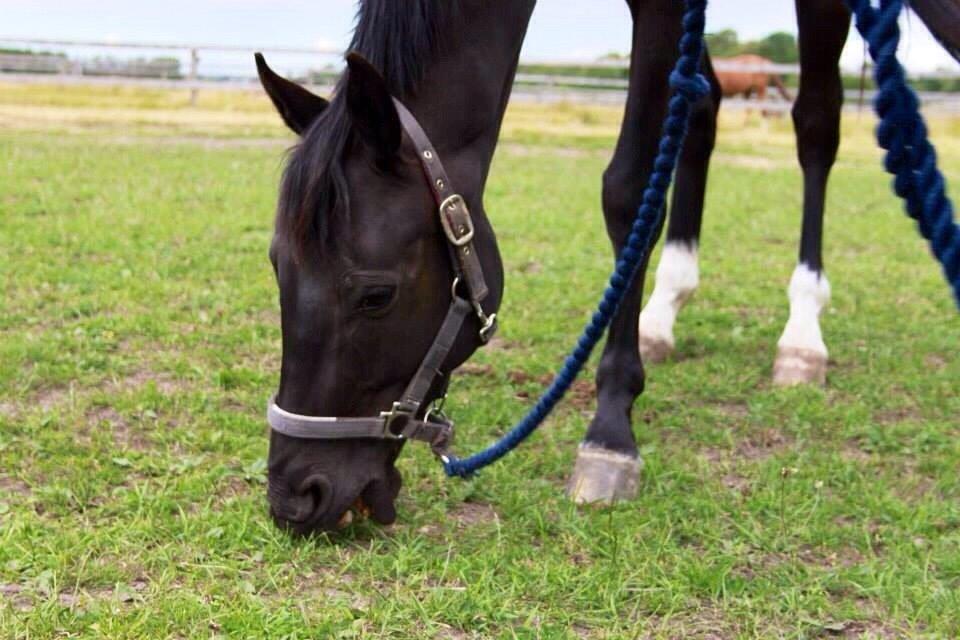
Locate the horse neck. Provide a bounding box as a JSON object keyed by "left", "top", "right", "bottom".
{"left": 399, "top": 1, "right": 536, "bottom": 177}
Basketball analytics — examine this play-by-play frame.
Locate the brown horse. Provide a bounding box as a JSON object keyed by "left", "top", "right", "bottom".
{"left": 713, "top": 53, "right": 793, "bottom": 101}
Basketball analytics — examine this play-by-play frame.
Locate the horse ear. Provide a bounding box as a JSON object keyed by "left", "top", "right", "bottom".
{"left": 255, "top": 53, "right": 328, "bottom": 135}
{"left": 344, "top": 52, "right": 401, "bottom": 159}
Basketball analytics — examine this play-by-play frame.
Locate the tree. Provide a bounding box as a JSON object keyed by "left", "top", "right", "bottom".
{"left": 747, "top": 32, "right": 799, "bottom": 63}
{"left": 705, "top": 29, "right": 740, "bottom": 57}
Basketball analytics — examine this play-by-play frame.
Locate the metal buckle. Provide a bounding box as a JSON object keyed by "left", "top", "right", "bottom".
{"left": 425, "top": 413, "right": 455, "bottom": 462}
{"left": 438, "top": 194, "right": 475, "bottom": 247}
{"left": 474, "top": 303, "right": 498, "bottom": 344}
{"left": 379, "top": 401, "right": 416, "bottom": 439}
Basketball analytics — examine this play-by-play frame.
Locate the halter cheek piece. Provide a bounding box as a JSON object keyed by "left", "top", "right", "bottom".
{"left": 267, "top": 97, "right": 497, "bottom": 461}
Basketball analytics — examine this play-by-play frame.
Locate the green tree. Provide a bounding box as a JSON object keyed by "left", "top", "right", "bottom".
{"left": 705, "top": 29, "right": 740, "bottom": 57}
{"left": 747, "top": 32, "right": 799, "bottom": 63}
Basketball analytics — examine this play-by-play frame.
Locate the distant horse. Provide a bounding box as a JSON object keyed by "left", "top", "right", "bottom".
{"left": 256, "top": 0, "right": 960, "bottom": 534}
{"left": 712, "top": 53, "right": 793, "bottom": 102}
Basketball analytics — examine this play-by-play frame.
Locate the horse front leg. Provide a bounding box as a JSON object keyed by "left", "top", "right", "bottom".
{"left": 567, "top": 0, "right": 684, "bottom": 504}
{"left": 773, "top": 0, "right": 850, "bottom": 386}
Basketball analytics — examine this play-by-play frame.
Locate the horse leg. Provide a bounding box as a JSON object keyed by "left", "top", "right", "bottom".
{"left": 567, "top": 0, "right": 684, "bottom": 504}
{"left": 773, "top": 0, "right": 850, "bottom": 386}
{"left": 639, "top": 54, "right": 721, "bottom": 363}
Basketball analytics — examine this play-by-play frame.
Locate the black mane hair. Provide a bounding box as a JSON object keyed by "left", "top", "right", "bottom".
{"left": 278, "top": 0, "right": 458, "bottom": 254}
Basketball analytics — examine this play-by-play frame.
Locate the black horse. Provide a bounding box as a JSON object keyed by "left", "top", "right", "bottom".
{"left": 258, "top": 0, "right": 960, "bottom": 534}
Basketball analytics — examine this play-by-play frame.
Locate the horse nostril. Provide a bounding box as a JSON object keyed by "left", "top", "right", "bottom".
{"left": 297, "top": 474, "right": 333, "bottom": 519}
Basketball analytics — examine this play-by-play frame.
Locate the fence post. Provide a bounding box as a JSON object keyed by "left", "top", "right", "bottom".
{"left": 188, "top": 48, "right": 199, "bottom": 106}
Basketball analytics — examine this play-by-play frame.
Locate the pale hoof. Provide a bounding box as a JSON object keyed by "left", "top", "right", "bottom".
{"left": 773, "top": 346, "right": 827, "bottom": 386}
{"left": 639, "top": 335, "right": 673, "bottom": 364}
{"left": 566, "top": 444, "right": 642, "bottom": 504}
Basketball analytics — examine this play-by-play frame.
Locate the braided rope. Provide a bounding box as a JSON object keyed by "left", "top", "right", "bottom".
{"left": 443, "top": 0, "right": 710, "bottom": 478}
{"left": 847, "top": 0, "right": 960, "bottom": 307}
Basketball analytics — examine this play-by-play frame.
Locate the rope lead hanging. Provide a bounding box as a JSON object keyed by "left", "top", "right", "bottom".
{"left": 847, "top": 0, "right": 960, "bottom": 306}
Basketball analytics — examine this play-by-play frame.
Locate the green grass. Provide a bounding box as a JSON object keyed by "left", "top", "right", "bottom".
{"left": 1, "top": 87, "right": 959, "bottom": 638}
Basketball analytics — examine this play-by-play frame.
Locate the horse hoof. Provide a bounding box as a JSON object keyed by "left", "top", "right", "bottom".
{"left": 773, "top": 346, "right": 827, "bottom": 386}
{"left": 639, "top": 335, "right": 673, "bottom": 364}
{"left": 566, "top": 444, "right": 642, "bottom": 505}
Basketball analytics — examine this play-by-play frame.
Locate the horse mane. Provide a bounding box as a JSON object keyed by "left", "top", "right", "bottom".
{"left": 278, "top": 0, "right": 459, "bottom": 255}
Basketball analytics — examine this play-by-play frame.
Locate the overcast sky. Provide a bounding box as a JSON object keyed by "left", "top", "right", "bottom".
{"left": 0, "top": 0, "right": 956, "bottom": 74}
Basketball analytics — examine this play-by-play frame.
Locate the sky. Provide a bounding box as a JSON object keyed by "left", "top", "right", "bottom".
{"left": 0, "top": 0, "right": 956, "bottom": 75}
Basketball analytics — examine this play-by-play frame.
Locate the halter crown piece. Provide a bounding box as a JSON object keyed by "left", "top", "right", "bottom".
{"left": 267, "top": 98, "right": 497, "bottom": 462}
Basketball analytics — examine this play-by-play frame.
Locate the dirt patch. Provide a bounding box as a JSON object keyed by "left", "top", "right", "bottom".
{"left": 0, "top": 475, "right": 31, "bottom": 496}
{"left": 734, "top": 545, "right": 866, "bottom": 582}
{"left": 450, "top": 501, "right": 498, "bottom": 528}
{"left": 113, "top": 369, "right": 183, "bottom": 396}
{"left": 455, "top": 363, "right": 495, "bottom": 378}
{"left": 86, "top": 405, "right": 150, "bottom": 450}
{"left": 736, "top": 428, "right": 791, "bottom": 462}
{"left": 35, "top": 386, "right": 72, "bottom": 412}
{"left": 840, "top": 440, "right": 873, "bottom": 463}
{"left": 484, "top": 336, "right": 518, "bottom": 352}
{"left": 638, "top": 604, "right": 738, "bottom": 639}
{"left": 0, "top": 402, "right": 18, "bottom": 419}
{"left": 0, "top": 583, "right": 32, "bottom": 612}
{"left": 818, "top": 612, "right": 909, "bottom": 639}
{"left": 871, "top": 405, "right": 922, "bottom": 425}
{"left": 433, "top": 627, "right": 471, "bottom": 640}
{"left": 711, "top": 401, "right": 749, "bottom": 420}
{"left": 923, "top": 354, "right": 948, "bottom": 371}
{"left": 722, "top": 473, "right": 752, "bottom": 495}
{"left": 508, "top": 371, "right": 595, "bottom": 411}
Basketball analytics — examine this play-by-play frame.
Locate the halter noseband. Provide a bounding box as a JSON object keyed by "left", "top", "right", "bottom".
{"left": 266, "top": 97, "right": 497, "bottom": 461}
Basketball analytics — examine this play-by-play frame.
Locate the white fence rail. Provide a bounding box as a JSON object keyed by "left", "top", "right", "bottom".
{"left": 2, "top": 36, "right": 959, "bottom": 111}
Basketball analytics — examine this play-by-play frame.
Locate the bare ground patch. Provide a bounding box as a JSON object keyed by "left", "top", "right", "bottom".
{"left": 871, "top": 405, "right": 923, "bottom": 426}
{"left": 85, "top": 404, "right": 150, "bottom": 450}
{"left": 736, "top": 428, "right": 792, "bottom": 462}
{"left": 0, "top": 475, "right": 31, "bottom": 496}
{"left": 449, "top": 501, "right": 499, "bottom": 529}
{"left": 699, "top": 428, "right": 792, "bottom": 467}
{"left": 0, "top": 402, "right": 18, "bottom": 419}
{"left": 508, "top": 370, "right": 595, "bottom": 411}
{"left": 637, "top": 604, "right": 740, "bottom": 639}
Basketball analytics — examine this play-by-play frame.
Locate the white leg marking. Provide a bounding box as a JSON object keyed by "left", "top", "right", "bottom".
{"left": 639, "top": 242, "right": 699, "bottom": 362}
{"left": 774, "top": 264, "right": 831, "bottom": 386}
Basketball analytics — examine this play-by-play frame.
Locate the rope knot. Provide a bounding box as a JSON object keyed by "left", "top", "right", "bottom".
{"left": 669, "top": 70, "right": 710, "bottom": 101}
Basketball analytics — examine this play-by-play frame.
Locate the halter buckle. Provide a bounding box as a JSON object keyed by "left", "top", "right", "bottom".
{"left": 475, "top": 304, "right": 498, "bottom": 344}
{"left": 439, "top": 194, "right": 475, "bottom": 247}
{"left": 425, "top": 411, "right": 455, "bottom": 462}
{"left": 379, "top": 401, "right": 417, "bottom": 439}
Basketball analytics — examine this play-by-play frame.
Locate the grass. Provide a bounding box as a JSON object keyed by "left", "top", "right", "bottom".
{"left": 1, "top": 83, "right": 959, "bottom": 638}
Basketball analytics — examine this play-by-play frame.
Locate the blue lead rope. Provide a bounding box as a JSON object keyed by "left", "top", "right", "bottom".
{"left": 444, "top": 0, "right": 960, "bottom": 479}
{"left": 846, "top": 0, "right": 960, "bottom": 308}
{"left": 442, "top": 0, "right": 710, "bottom": 478}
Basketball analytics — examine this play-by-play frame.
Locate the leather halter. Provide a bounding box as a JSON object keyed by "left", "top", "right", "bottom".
{"left": 266, "top": 97, "right": 497, "bottom": 460}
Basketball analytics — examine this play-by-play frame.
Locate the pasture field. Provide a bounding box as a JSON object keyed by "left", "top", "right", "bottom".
{"left": 1, "top": 83, "right": 959, "bottom": 638}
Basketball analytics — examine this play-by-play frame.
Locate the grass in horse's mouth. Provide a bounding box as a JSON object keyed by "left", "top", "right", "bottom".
{"left": 337, "top": 498, "right": 373, "bottom": 529}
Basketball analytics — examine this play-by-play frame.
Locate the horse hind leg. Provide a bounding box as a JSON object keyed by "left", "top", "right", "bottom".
{"left": 638, "top": 54, "right": 720, "bottom": 364}
{"left": 773, "top": 0, "right": 850, "bottom": 386}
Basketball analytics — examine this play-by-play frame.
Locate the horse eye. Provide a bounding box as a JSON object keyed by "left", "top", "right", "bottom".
{"left": 357, "top": 285, "right": 397, "bottom": 312}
